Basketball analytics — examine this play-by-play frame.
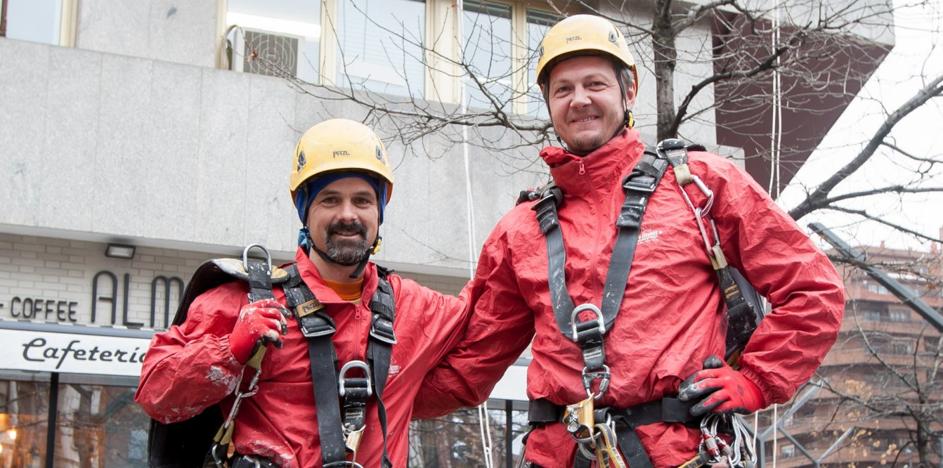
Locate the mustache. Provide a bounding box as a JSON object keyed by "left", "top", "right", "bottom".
{"left": 327, "top": 221, "right": 367, "bottom": 238}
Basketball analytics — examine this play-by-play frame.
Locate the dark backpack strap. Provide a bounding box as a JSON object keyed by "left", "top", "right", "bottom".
{"left": 283, "top": 266, "right": 347, "bottom": 466}
{"left": 368, "top": 267, "right": 397, "bottom": 468}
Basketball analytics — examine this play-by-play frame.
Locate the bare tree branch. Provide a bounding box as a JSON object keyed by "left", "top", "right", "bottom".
{"left": 789, "top": 72, "right": 943, "bottom": 220}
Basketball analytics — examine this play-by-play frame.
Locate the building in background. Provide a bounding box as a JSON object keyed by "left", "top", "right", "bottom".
{"left": 0, "top": 0, "right": 893, "bottom": 466}
{"left": 760, "top": 235, "right": 943, "bottom": 466}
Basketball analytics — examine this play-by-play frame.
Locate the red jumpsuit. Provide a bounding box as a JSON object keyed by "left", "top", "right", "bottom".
{"left": 414, "top": 129, "right": 845, "bottom": 467}
{"left": 136, "top": 248, "right": 468, "bottom": 468}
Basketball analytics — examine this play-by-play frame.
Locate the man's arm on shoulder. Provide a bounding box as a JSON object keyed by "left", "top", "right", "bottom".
{"left": 134, "top": 282, "right": 247, "bottom": 423}
{"left": 413, "top": 226, "right": 535, "bottom": 419}
{"left": 706, "top": 155, "right": 845, "bottom": 405}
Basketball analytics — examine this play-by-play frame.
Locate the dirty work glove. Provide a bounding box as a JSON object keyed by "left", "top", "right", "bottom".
{"left": 229, "top": 299, "right": 289, "bottom": 364}
{"left": 678, "top": 355, "right": 766, "bottom": 417}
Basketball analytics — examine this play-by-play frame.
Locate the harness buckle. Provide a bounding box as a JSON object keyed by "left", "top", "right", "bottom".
{"left": 369, "top": 314, "right": 397, "bottom": 345}
{"left": 298, "top": 311, "right": 336, "bottom": 338}
{"left": 532, "top": 194, "right": 560, "bottom": 234}
{"left": 338, "top": 361, "right": 372, "bottom": 399}
{"left": 570, "top": 303, "right": 605, "bottom": 341}
{"left": 623, "top": 174, "right": 659, "bottom": 194}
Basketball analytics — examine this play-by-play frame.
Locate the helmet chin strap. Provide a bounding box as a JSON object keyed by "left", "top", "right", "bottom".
{"left": 348, "top": 236, "right": 380, "bottom": 279}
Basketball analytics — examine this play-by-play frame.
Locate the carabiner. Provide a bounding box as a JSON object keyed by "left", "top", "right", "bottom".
{"left": 581, "top": 365, "right": 611, "bottom": 399}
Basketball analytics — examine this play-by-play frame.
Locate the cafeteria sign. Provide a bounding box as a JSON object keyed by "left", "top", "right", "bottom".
{"left": 0, "top": 328, "right": 152, "bottom": 376}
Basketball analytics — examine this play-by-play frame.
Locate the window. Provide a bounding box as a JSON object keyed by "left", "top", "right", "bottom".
{"left": 890, "top": 341, "right": 913, "bottom": 355}
{"left": 226, "top": 0, "right": 321, "bottom": 82}
{"left": 525, "top": 8, "right": 561, "bottom": 118}
{"left": 336, "top": 0, "right": 426, "bottom": 97}
{"left": 888, "top": 308, "right": 910, "bottom": 322}
{"left": 56, "top": 383, "right": 148, "bottom": 466}
{"left": 864, "top": 281, "right": 889, "bottom": 295}
{"left": 781, "top": 443, "right": 795, "bottom": 457}
{"left": 462, "top": 0, "right": 513, "bottom": 110}
{"left": 0, "top": 379, "right": 50, "bottom": 467}
{"left": 1, "top": 0, "right": 62, "bottom": 45}
{"left": 863, "top": 308, "right": 883, "bottom": 322}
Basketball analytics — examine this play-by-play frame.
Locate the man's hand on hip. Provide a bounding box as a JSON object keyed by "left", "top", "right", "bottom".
{"left": 678, "top": 355, "right": 766, "bottom": 417}
{"left": 229, "top": 299, "right": 290, "bottom": 364}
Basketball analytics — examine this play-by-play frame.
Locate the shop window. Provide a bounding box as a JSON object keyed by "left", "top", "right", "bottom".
{"left": 225, "top": 0, "right": 321, "bottom": 82}
{"left": 462, "top": 0, "right": 513, "bottom": 111}
{"left": 0, "top": 379, "right": 50, "bottom": 467}
{"left": 1, "top": 0, "right": 62, "bottom": 45}
{"left": 336, "top": 0, "right": 426, "bottom": 97}
{"left": 56, "top": 383, "right": 148, "bottom": 467}
{"left": 525, "top": 8, "right": 561, "bottom": 118}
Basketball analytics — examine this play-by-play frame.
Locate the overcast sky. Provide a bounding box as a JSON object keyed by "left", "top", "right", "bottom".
{"left": 779, "top": 0, "right": 943, "bottom": 251}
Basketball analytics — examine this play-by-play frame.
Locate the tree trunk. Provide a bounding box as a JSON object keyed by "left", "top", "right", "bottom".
{"left": 653, "top": 0, "right": 678, "bottom": 140}
{"left": 0, "top": 0, "right": 8, "bottom": 37}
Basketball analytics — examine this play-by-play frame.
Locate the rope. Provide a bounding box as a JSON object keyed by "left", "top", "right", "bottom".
{"left": 455, "top": 1, "right": 495, "bottom": 466}
{"left": 768, "top": 3, "right": 783, "bottom": 199}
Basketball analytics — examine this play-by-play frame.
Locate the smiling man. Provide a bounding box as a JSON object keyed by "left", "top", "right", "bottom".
{"left": 415, "top": 14, "right": 845, "bottom": 468}
{"left": 136, "top": 119, "right": 469, "bottom": 468}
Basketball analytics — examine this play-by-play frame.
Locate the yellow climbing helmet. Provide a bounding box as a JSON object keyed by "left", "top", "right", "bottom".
{"left": 289, "top": 119, "right": 394, "bottom": 204}
{"left": 535, "top": 14, "right": 637, "bottom": 87}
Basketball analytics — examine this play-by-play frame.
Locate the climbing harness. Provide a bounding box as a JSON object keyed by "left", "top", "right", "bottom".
{"left": 147, "top": 243, "right": 397, "bottom": 468}
{"left": 281, "top": 262, "right": 397, "bottom": 468}
{"left": 521, "top": 139, "right": 765, "bottom": 468}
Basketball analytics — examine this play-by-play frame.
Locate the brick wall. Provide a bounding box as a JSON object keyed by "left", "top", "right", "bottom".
{"left": 0, "top": 233, "right": 207, "bottom": 330}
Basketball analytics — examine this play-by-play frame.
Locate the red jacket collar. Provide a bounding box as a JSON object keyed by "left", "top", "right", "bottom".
{"left": 293, "top": 247, "right": 378, "bottom": 306}
{"left": 539, "top": 128, "right": 646, "bottom": 198}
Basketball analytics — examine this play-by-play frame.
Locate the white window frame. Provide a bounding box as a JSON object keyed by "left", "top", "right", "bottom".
{"left": 217, "top": 0, "right": 567, "bottom": 114}
{"left": 1, "top": 0, "right": 76, "bottom": 46}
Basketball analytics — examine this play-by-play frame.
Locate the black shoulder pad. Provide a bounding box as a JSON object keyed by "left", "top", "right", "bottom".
{"left": 171, "top": 258, "right": 293, "bottom": 327}
{"left": 687, "top": 144, "right": 707, "bottom": 152}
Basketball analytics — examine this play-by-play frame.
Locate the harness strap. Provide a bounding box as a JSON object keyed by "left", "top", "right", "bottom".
{"left": 534, "top": 152, "right": 668, "bottom": 337}
{"left": 368, "top": 268, "right": 397, "bottom": 468}
{"left": 284, "top": 265, "right": 396, "bottom": 468}
{"left": 284, "top": 265, "right": 346, "bottom": 466}
{"left": 207, "top": 248, "right": 276, "bottom": 467}
{"left": 654, "top": 139, "right": 763, "bottom": 360}
{"left": 529, "top": 397, "right": 697, "bottom": 468}
{"left": 534, "top": 151, "right": 670, "bottom": 399}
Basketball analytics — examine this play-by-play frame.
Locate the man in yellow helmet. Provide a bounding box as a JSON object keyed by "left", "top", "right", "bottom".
{"left": 136, "top": 119, "right": 469, "bottom": 468}
{"left": 415, "top": 15, "right": 844, "bottom": 467}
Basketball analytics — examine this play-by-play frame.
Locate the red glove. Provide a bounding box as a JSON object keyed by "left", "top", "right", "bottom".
{"left": 678, "top": 355, "right": 766, "bottom": 417}
{"left": 229, "top": 299, "right": 289, "bottom": 364}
